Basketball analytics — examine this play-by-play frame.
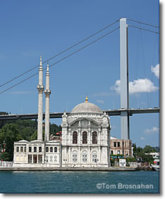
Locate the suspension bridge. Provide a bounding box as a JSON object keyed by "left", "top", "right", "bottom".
{"left": 0, "top": 108, "right": 159, "bottom": 120}
{"left": 0, "top": 18, "right": 160, "bottom": 140}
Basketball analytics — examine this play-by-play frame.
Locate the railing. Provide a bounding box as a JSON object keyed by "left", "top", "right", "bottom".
{"left": 0, "top": 161, "right": 13, "bottom": 167}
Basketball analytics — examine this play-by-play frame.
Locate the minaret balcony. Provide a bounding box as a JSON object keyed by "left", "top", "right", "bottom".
{"left": 37, "top": 85, "right": 44, "bottom": 92}
{"left": 44, "top": 89, "right": 51, "bottom": 95}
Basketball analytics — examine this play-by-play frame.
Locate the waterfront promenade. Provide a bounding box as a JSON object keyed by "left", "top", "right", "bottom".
{"left": 0, "top": 166, "right": 136, "bottom": 171}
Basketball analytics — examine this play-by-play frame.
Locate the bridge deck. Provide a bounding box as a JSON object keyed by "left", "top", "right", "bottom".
{"left": 0, "top": 108, "right": 160, "bottom": 120}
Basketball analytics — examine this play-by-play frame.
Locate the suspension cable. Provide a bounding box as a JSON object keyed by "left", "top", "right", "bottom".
{"left": 129, "top": 25, "right": 160, "bottom": 34}
{"left": 127, "top": 18, "right": 159, "bottom": 28}
{"left": 0, "top": 19, "right": 119, "bottom": 88}
{"left": 0, "top": 27, "right": 120, "bottom": 95}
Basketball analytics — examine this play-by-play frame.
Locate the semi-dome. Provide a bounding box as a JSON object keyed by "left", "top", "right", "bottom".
{"left": 71, "top": 97, "right": 103, "bottom": 114}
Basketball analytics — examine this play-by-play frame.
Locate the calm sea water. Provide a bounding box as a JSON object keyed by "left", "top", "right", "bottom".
{"left": 0, "top": 171, "right": 159, "bottom": 194}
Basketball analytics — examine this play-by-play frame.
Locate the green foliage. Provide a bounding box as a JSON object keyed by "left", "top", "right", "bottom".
{"left": 110, "top": 158, "right": 115, "bottom": 166}
{"left": 30, "top": 130, "right": 37, "bottom": 141}
{"left": 50, "top": 124, "right": 61, "bottom": 135}
{"left": 126, "top": 157, "right": 136, "bottom": 162}
{"left": 0, "top": 152, "right": 10, "bottom": 161}
{"left": 0, "top": 112, "right": 8, "bottom": 115}
{"left": 136, "top": 152, "right": 154, "bottom": 164}
{"left": 0, "top": 123, "right": 23, "bottom": 160}
{"left": 132, "top": 143, "right": 137, "bottom": 154}
{"left": 132, "top": 143, "right": 155, "bottom": 164}
{"left": 110, "top": 154, "right": 124, "bottom": 158}
{"left": 143, "top": 145, "right": 157, "bottom": 153}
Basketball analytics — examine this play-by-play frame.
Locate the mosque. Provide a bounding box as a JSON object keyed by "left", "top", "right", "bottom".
{"left": 13, "top": 57, "right": 111, "bottom": 168}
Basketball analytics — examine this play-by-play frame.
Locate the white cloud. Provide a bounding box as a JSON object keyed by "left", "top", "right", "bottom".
{"left": 144, "top": 127, "right": 159, "bottom": 134}
{"left": 151, "top": 64, "right": 159, "bottom": 78}
{"left": 112, "top": 80, "right": 120, "bottom": 94}
{"left": 140, "top": 136, "right": 145, "bottom": 140}
{"left": 112, "top": 78, "right": 158, "bottom": 94}
{"left": 129, "top": 79, "right": 158, "bottom": 94}
{"left": 96, "top": 99, "right": 104, "bottom": 104}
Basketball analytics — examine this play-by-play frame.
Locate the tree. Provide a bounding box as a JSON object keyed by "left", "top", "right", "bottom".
{"left": 0, "top": 123, "right": 23, "bottom": 160}
{"left": 143, "top": 145, "right": 157, "bottom": 153}
{"left": 0, "top": 119, "right": 62, "bottom": 161}
{"left": 126, "top": 157, "right": 136, "bottom": 162}
{"left": 30, "top": 130, "right": 37, "bottom": 141}
{"left": 0, "top": 152, "right": 10, "bottom": 161}
{"left": 50, "top": 124, "right": 62, "bottom": 135}
{"left": 132, "top": 143, "right": 136, "bottom": 156}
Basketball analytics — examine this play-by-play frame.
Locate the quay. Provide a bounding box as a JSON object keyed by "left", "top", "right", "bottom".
{"left": 0, "top": 167, "right": 137, "bottom": 171}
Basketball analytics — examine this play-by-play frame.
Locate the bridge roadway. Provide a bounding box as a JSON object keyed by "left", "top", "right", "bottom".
{"left": 0, "top": 108, "right": 160, "bottom": 120}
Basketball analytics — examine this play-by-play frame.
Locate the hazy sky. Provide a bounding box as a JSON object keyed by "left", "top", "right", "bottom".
{"left": 0, "top": 0, "right": 159, "bottom": 147}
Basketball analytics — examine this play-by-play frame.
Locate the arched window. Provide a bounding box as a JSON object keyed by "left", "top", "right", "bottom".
{"left": 54, "top": 147, "right": 57, "bottom": 152}
{"left": 73, "top": 131, "right": 77, "bottom": 144}
{"left": 72, "top": 151, "right": 77, "bottom": 162}
{"left": 34, "top": 147, "right": 37, "bottom": 152}
{"left": 54, "top": 155, "right": 57, "bottom": 162}
{"left": 39, "top": 147, "right": 42, "bottom": 152}
{"left": 82, "top": 131, "right": 87, "bottom": 144}
{"left": 46, "top": 147, "right": 49, "bottom": 152}
{"left": 92, "top": 131, "right": 97, "bottom": 144}
{"left": 16, "top": 147, "right": 19, "bottom": 152}
{"left": 82, "top": 151, "right": 87, "bottom": 162}
{"left": 92, "top": 151, "right": 97, "bottom": 163}
{"left": 21, "top": 147, "right": 23, "bottom": 152}
{"left": 29, "top": 147, "right": 31, "bottom": 152}
{"left": 28, "top": 155, "right": 32, "bottom": 163}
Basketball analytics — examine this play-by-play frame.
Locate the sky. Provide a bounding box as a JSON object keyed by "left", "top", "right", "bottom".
{"left": 0, "top": 0, "right": 159, "bottom": 147}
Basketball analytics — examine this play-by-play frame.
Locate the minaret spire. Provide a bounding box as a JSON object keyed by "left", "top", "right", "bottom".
{"left": 46, "top": 63, "right": 49, "bottom": 72}
{"left": 44, "top": 63, "right": 51, "bottom": 142}
{"left": 40, "top": 56, "right": 42, "bottom": 66}
{"left": 37, "top": 56, "right": 44, "bottom": 141}
{"left": 85, "top": 96, "right": 88, "bottom": 102}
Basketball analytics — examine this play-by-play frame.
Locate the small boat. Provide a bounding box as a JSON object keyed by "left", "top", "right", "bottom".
{"left": 151, "top": 159, "right": 160, "bottom": 171}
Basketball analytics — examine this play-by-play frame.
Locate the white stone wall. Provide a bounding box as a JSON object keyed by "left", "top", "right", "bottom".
{"left": 13, "top": 109, "right": 110, "bottom": 168}
{"left": 61, "top": 112, "right": 110, "bottom": 167}
{"left": 45, "top": 142, "right": 61, "bottom": 167}
{"left": 13, "top": 140, "right": 61, "bottom": 167}
{"left": 14, "top": 143, "right": 28, "bottom": 164}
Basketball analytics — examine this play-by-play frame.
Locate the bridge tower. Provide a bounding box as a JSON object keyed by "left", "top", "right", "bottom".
{"left": 120, "top": 18, "right": 130, "bottom": 140}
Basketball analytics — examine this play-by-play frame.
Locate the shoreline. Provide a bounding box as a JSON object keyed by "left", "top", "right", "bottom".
{"left": 0, "top": 167, "right": 138, "bottom": 171}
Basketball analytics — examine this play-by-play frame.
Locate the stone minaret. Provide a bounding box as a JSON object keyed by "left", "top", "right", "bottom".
{"left": 44, "top": 63, "right": 51, "bottom": 141}
{"left": 37, "top": 56, "right": 44, "bottom": 141}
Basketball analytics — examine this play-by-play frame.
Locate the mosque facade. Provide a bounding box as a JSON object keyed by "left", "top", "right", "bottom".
{"left": 13, "top": 57, "right": 111, "bottom": 168}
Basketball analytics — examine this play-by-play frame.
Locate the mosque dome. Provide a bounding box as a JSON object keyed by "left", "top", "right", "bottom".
{"left": 71, "top": 97, "right": 103, "bottom": 114}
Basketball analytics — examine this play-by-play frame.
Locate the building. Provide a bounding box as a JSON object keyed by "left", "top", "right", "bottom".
{"left": 13, "top": 57, "right": 111, "bottom": 168}
{"left": 110, "top": 137, "right": 133, "bottom": 157}
{"left": 13, "top": 140, "right": 61, "bottom": 167}
{"left": 145, "top": 152, "right": 160, "bottom": 159}
{"left": 61, "top": 97, "right": 110, "bottom": 167}
{"left": 13, "top": 57, "right": 61, "bottom": 167}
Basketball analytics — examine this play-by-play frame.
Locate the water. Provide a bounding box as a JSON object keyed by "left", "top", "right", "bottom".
{"left": 0, "top": 171, "right": 159, "bottom": 194}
